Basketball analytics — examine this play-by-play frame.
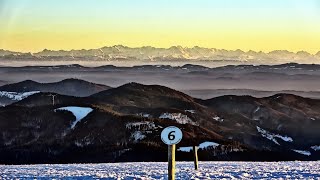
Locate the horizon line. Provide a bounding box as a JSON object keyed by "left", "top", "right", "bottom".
{"left": 1, "top": 45, "right": 320, "bottom": 55}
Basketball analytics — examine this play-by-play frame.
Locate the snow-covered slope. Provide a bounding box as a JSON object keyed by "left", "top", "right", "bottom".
{"left": 55, "top": 106, "right": 93, "bottom": 129}
{"left": 256, "top": 126, "right": 293, "bottom": 145}
{"left": 0, "top": 91, "right": 40, "bottom": 101}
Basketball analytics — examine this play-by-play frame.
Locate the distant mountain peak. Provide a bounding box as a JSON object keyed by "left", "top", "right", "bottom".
{"left": 1, "top": 45, "right": 319, "bottom": 63}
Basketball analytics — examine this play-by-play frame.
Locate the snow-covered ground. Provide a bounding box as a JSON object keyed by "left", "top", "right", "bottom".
{"left": 0, "top": 161, "right": 319, "bottom": 179}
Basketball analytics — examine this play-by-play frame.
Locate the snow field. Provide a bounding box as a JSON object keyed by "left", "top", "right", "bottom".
{"left": 0, "top": 161, "right": 319, "bottom": 179}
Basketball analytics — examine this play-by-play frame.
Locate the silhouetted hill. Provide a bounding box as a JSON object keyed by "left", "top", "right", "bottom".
{"left": 92, "top": 82, "right": 196, "bottom": 108}
{"left": 0, "top": 78, "right": 110, "bottom": 96}
{"left": 202, "top": 93, "right": 320, "bottom": 150}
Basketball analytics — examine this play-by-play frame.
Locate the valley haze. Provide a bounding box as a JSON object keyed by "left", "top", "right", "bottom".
{"left": 1, "top": 63, "right": 320, "bottom": 99}
{"left": 0, "top": 63, "right": 320, "bottom": 165}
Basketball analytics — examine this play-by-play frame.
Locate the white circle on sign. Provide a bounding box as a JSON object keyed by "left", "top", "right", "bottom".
{"left": 161, "top": 126, "right": 183, "bottom": 145}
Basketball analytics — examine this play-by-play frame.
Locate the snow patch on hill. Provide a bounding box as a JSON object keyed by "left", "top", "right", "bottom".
{"left": 159, "top": 113, "right": 196, "bottom": 125}
{"left": 199, "top": 141, "right": 220, "bottom": 149}
{"left": 292, "top": 149, "right": 311, "bottom": 156}
{"left": 136, "top": 113, "right": 151, "bottom": 118}
{"left": 311, "top": 145, "right": 320, "bottom": 151}
{"left": 212, "top": 115, "right": 224, "bottom": 122}
{"left": 126, "top": 121, "right": 161, "bottom": 142}
{"left": 74, "top": 138, "right": 92, "bottom": 147}
{"left": 0, "top": 91, "right": 40, "bottom": 101}
{"left": 256, "top": 126, "right": 293, "bottom": 145}
{"left": 178, "top": 141, "right": 220, "bottom": 152}
{"left": 55, "top": 106, "right": 93, "bottom": 129}
{"left": 253, "top": 106, "right": 260, "bottom": 113}
{"left": 274, "top": 134, "right": 293, "bottom": 142}
{"left": 185, "top": 110, "right": 196, "bottom": 114}
{"left": 178, "top": 147, "right": 193, "bottom": 152}
{"left": 126, "top": 122, "right": 158, "bottom": 130}
{"left": 130, "top": 131, "right": 146, "bottom": 142}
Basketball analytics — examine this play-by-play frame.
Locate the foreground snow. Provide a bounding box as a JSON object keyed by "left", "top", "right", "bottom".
{"left": 1, "top": 161, "right": 319, "bottom": 179}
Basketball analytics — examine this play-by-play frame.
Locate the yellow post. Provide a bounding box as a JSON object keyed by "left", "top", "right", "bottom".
{"left": 168, "top": 144, "right": 176, "bottom": 180}
{"left": 193, "top": 145, "right": 199, "bottom": 170}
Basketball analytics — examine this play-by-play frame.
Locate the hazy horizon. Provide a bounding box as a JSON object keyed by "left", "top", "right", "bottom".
{"left": 1, "top": 45, "right": 320, "bottom": 55}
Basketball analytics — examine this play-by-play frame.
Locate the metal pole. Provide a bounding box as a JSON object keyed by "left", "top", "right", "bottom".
{"left": 193, "top": 145, "right": 199, "bottom": 170}
{"left": 168, "top": 144, "right": 176, "bottom": 180}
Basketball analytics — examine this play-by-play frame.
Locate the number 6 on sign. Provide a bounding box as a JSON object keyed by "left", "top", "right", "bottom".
{"left": 161, "top": 126, "right": 183, "bottom": 145}
{"left": 168, "top": 131, "right": 175, "bottom": 140}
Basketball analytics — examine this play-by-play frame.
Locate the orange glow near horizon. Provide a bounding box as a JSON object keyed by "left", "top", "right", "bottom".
{"left": 0, "top": 0, "right": 319, "bottom": 54}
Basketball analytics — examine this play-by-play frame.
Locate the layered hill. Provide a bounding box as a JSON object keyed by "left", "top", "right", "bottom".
{"left": 0, "top": 80, "right": 319, "bottom": 163}
{"left": 0, "top": 79, "right": 111, "bottom": 106}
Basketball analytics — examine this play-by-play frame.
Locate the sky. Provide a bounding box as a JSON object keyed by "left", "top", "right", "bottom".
{"left": 0, "top": 0, "right": 319, "bottom": 53}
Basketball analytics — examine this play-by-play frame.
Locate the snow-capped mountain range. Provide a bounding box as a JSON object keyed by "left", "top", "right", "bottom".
{"left": 1, "top": 45, "right": 320, "bottom": 63}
